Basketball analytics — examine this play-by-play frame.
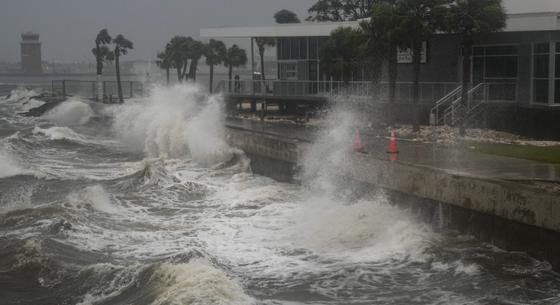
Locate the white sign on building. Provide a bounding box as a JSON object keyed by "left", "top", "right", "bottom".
{"left": 397, "top": 42, "right": 427, "bottom": 64}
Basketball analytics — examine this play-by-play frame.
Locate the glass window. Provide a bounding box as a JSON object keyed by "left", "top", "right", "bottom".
{"left": 473, "top": 47, "right": 484, "bottom": 56}
{"left": 534, "top": 54, "right": 550, "bottom": 78}
{"left": 535, "top": 43, "right": 550, "bottom": 54}
{"left": 485, "top": 45, "right": 518, "bottom": 56}
{"left": 473, "top": 57, "right": 484, "bottom": 83}
{"left": 309, "top": 38, "right": 317, "bottom": 60}
{"left": 555, "top": 80, "right": 560, "bottom": 104}
{"left": 556, "top": 54, "right": 560, "bottom": 78}
{"left": 485, "top": 56, "right": 517, "bottom": 78}
{"left": 280, "top": 38, "right": 290, "bottom": 60}
{"left": 299, "top": 38, "right": 308, "bottom": 59}
{"left": 290, "top": 39, "right": 299, "bottom": 60}
{"left": 534, "top": 80, "right": 549, "bottom": 103}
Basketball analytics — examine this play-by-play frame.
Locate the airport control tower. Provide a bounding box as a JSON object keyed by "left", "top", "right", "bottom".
{"left": 20, "top": 32, "right": 42, "bottom": 74}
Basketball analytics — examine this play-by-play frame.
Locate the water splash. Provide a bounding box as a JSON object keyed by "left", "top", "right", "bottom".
{"left": 110, "top": 84, "right": 232, "bottom": 164}
{"left": 43, "top": 98, "right": 94, "bottom": 126}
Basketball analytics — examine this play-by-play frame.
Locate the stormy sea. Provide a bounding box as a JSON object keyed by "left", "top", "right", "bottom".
{"left": 1, "top": 84, "right": 560, "bottom": 305}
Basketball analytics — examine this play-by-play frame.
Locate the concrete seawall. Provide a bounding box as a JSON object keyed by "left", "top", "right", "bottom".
{"left": 226, "top": 124, "right": 560, "bottom": 268}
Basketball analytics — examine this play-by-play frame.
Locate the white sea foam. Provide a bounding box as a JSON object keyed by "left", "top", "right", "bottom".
{"left": 43, "top": 98, "right": 94, "bottom": 126}
{"left": 0, "top": 148, "right": 28, "bottom": 178}
{"left": 67, "top": 185, "right": 121, "bottom": 214}
{"left": 285, "top": 194, "right": 431, "bottom": 262}
{"left": 32, "top": 126, "right": 86, "bottom": 142}
{"left": 149, "top": 261, "right": 253, "bottom": 305}
{"left": 110, "top": 84, "right": 232, "bottom": 164}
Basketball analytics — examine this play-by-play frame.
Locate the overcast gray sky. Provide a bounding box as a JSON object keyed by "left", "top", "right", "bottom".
{"left": 1, "top": 0, "right": 560, "bottom": 63}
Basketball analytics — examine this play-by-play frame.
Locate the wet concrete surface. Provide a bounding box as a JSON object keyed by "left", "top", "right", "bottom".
{"left": 225, "top": 117, "right": 560, "bottom": 183}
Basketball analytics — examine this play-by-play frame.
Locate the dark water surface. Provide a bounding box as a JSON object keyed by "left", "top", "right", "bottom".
{"left": 1, "top": 86, "right": 560, "bottom": 305}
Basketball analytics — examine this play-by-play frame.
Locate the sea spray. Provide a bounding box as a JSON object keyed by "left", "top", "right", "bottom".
{"left": 43, "top": 98, "right": 94, "bottom": 126}
{"left": 293, "top": 103, "right": 432, "bottom": 261}
{"left": 0, "top": 147, "right": 28, "bottom": 178}
{"left": 110, "top": 84, "right": 232, "bottom": 164}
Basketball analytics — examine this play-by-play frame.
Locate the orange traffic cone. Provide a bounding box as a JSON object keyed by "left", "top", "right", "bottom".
{"left": 387, "top": 128, "right": 398, "bottom": 154}
{"left": 353, "top": 129, "right": 364, "bottom": 152}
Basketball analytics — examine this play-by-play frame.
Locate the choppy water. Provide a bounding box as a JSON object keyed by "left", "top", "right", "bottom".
{"left": 1, "top": 85, "right": 560, "bottom": 305}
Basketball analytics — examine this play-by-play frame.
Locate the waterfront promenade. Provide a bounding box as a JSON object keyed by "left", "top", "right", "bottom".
{"left": 225, "top": 117, "right": 560, "bottom": 184}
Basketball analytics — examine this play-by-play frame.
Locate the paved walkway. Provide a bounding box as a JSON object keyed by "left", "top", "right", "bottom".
{"left": 226, "top": 117, "right": 560, "bottom": 183}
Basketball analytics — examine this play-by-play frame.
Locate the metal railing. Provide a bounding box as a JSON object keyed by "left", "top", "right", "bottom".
{"left": 436, "top": 82, "right": 517, "bottom": 126}
{"left": 51, "top": 80, "right": 144, "bottom": 101}
{"left": 216, "top": 79, "right": 460, "bottom": 104}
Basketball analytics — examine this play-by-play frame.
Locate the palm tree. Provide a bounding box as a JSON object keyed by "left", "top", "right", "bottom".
{"left": 156, "top": 49, "right": 172, "bottom": 84}
{"left": 446, "top": 0, "right": 506, "bottom": 135}
{"left": 112, "top": 34, "right": 133, "bottom": 103}
{"left": 396, "top": 0, "right": 448, "bottom": 131}
{"left": 204, "top": 39, "right": 227, "bottom": 93}
{"left": 166, "top": 36, "right": 189, "bottom": 82}
{"left": 186, "top": 39, "right": 205, "bottom": 81}
{"left": 224, "top": 45, "right": 248, "bottom": 91}
{"left": 92, "top": 29, "right": 112, "bottom": 101}
{"left": 254, "top": 37, "right": 276, "bottom": 83}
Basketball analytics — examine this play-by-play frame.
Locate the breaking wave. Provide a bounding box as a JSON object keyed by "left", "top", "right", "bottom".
{"left": 43, "top": 98, "right": 94, "bottom": 126}
{"left": 0, "top": 148, "right": 29, "bottom": 178}
{"left": 111, "top": 84, "right": 232, "bottom": 164}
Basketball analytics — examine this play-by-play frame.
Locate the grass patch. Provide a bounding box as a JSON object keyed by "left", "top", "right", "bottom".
{"left": 463, "top": 141, "right": 560, "bottom": 164}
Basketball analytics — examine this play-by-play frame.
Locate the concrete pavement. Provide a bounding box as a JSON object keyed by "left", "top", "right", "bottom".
{"left": 226, "top": 117, "right": 560, "bottom": 183}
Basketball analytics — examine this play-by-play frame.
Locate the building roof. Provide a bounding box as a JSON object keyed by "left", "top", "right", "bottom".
{"left": 200, "top": 21, "right": 361, "bottom": 38}
{"left": 200, "top": 12, "right": 560, "bottom": 38}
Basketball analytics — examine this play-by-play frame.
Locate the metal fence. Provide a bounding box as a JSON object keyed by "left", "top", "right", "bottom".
{"left": 215, "top": 79, "right": 461, "bottom": 104}
{"left": 51, "top": 80, "right": 144, "bottom": 101}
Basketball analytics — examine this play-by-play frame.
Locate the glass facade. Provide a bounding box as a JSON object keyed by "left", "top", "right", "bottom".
{"left": 533, "top": 43, "right": 550, "bottom": 104}
{"left": 473, "top": 45, "right": 518, "bottom": 80}
{"left": 276, "top": 37, "right": 325, "bottom": 82}
{"left": 556, "top": 43, "right": 560, "bottom": 104}
{"left": 532, "top": 42, "right": 560, "bottom": 105}
{"left": 472, "top": 45, "right": 518, "bottom": 101}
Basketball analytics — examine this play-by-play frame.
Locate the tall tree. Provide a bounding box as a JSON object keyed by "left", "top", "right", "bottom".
{"left": 92, "top": 29, "right": 112, "bottom": 101}
{"left": 364, "top": 1, "right": 403, "bottom": 105}
{"left": 307, "top": 0, "right": 376, "bottom": 21}
{"left": 156, "top": 49, "right": 172, "bottom": 84}
{"left": 446, "top": 0, "right": 506, "bottom": 134}
{"left": 320, "top": 26, "right": 366, "bottom": 84}
{"left": 254, "top": 37, "right": 276, "bottom": 83}
{"left": 397, "top": 0, "right": 448, "bottom": 131}
{"left": 112, "top": 34, "right": 133, "bottom": 103}
{"left": 274, "top": 9, "right": 301, "bottom": 23}
{"left": 166, "top": 36, "right": 189, "bottom": 82}
{"left": 224, "top": 45, "right": 248, "bottom": 91}
{"left": 186, "top": 39, "right": 205, "bottom": 81}
{"left": 204, "top": 39, "right": 227, "bottom": 93}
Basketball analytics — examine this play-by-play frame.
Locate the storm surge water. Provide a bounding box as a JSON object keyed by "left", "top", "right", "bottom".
{"left": 1, "top": 85, "right": 560, "bottom": 305}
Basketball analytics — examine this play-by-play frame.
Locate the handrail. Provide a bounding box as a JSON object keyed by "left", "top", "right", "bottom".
{"left": 429, "top": 85, "right": 462, "bottom": 125}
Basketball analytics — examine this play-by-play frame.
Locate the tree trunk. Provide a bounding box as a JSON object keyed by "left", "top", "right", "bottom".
{"left": 96, "top": 74, "right": 103, "bottom": 102}
{"left": 259, "top": 48, "right": 266, "bottom": 81}
{"left": 165, "top": 68, "right": 170, "bottom": 84}
{"left": 115, "top": 52, "right": 124, "bottom": 103}
{"left": 209, "top": 64, "right": 214, "bottom": 93}
{"left": 388, "top": 43, "right": 398, "bottom": 103}
{"left": 412, "top": 41, "right": 422, "bottom": 132}
{"left": 228, "top": 64, "right": 233, "bottom": 92}
{"left": 181, "top": 60, "right": 189, "bottom": 80}
{"left": 95, "top": 44, "right": 103, "bottom": 102}
{"left": 188, "top": 59, "right": 198, "bottom": 81}
{"left": 388, "top": 43, "right": 398, "bottom": 125}
{"left": 459, "top": 38, "right": 472, "bottom": 136}
{"left": 176, "top": 67, "right": 182, "bottom": 82}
